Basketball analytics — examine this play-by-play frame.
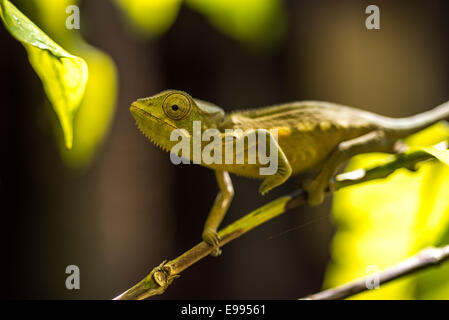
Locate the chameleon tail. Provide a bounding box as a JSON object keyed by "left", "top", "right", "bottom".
{"left": 380, "top": 100, "right": 449, "bottom": 138}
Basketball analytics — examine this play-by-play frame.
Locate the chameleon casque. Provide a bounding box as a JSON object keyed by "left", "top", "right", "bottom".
{"left": 130, "top": 90, "right": 449, "bottom": 255}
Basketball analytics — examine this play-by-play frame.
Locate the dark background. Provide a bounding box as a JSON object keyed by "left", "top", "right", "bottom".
{"left": 1, "top": 0, "right": 448, "bottom": 299}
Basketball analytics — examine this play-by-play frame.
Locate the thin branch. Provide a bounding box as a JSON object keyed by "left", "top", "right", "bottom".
{"left": 302, "top": 245, "right": 449, "bottom": 300}
{"left": 113, "top": 147, "right": 442, "bottom": 300}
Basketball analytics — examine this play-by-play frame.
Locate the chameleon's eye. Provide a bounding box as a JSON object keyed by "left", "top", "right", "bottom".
{"left": 162, "top": 93, "right": 191, "bottom": 120}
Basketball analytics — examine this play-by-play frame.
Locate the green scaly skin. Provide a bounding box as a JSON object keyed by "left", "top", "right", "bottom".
{"left": 131, "top": 90, "right": 449, "bottom": 255}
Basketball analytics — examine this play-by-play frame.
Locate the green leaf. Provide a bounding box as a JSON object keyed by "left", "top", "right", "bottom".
{"left": 0, "top": 0, "right": 88, "bottom": 149}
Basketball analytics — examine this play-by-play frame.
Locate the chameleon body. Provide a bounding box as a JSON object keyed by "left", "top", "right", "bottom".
{"left": 130, "top": 90, "right": 449, "bottom": 255}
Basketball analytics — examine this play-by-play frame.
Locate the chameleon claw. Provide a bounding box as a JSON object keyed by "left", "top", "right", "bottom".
{"left": 211, "top": 248, "right": 222, "bottom": 257}
{"left": 202, "top": 229, "right": 222, "bottom": 256}
{"left": 202, "top": 229, "right": 221, "bottom": 247}
{"left": 202, "top": 229, "right": 221, "bottom": 245}
{"left": 259, "top": 164, "right": 291, "bottom": 195}
{"left": 258, "top": 179, "right": 275, "bottom": 195}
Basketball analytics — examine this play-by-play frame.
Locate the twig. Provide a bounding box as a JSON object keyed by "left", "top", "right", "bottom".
{"left": 113, "top": 147, "right": 441, "bottom": 300}
{"left": 302, "top": 245, "right": 449, "bottom": 300}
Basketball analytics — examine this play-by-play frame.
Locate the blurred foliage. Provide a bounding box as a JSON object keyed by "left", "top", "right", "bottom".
{"left": 59, "top": 46, "right": 117, "bottom": 167}
{"left": 186, "top": 0, "right": 286, "bottom": 46}
{"left": 114, "top": 0, "right": 182, "bottom": 38}
{"left": 114, "top": 0, "right": 286, "bottom": 46}
{"left": 325, "top": 122, "right": 449, "bottom": 299}
{"left": 0, "top": 0, "right": 88, "bottom": 149}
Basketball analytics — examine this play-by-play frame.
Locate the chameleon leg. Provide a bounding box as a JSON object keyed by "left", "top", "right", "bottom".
{"left": 254, "top": 129, "right": 292, "bottom": 195}
{"left": 304, "top": 130, "right": 393, "bottom": 206}
{"left": 225, "top": 128, "right": 292, "bottom": 195}
{"left": 202, "top": 170, "right": 234, "bottom": 256}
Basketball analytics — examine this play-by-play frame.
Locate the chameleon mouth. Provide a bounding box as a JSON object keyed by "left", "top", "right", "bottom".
{"left": 130, "top": 104, "right": 177, "bottom": 130}
{"left": 130, "top": 104, "right": 178, "bottom": 152}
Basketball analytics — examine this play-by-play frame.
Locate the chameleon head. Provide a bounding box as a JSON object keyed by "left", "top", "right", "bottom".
{"left": 130, "top": 89, "right": 224, "bottom": 151}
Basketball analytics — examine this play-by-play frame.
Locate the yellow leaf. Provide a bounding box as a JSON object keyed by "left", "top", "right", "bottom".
{"left": 0, "top": 0, "right": 88, "bottom": 149}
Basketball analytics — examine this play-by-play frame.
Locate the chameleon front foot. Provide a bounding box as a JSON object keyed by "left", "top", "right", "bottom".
{"left": 258, "top": 167, "right": 292, "bottom": 195}
{"left": 258, "top": 179, "right": 273, "bottom": 195}
{"left": 202, "top": 229, "right": 222, "bottom": 257}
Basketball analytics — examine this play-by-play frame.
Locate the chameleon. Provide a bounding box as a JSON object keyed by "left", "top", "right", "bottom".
{"left": 130, "top": 89, "right": 449, "bottom": 255}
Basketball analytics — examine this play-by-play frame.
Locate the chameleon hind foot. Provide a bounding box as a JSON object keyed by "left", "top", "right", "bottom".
{"left": 202, "top": 229, "right": 222, "bottom": 257}
{"left": 304, "top": 130, "right": 393, "bottom": 206}
{"left": 303, "top": 178, "right": 327, "bottom": 206}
